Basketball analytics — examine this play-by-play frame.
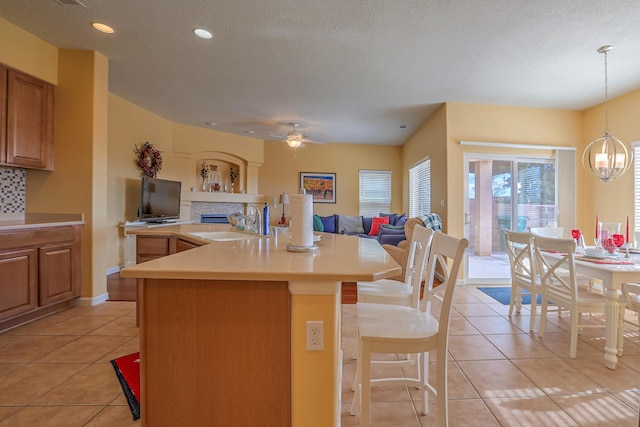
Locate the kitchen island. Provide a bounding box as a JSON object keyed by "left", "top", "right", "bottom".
{"left": 121, "top": 224, "right": 400, "bottom": 427}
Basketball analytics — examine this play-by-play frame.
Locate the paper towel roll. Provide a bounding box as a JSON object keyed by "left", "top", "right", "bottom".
{"left": 289, "top": 193, "right": 313, "bottom": 247}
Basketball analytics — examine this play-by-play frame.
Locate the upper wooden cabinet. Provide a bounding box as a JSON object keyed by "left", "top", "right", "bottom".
{"left": 0, "top": 65, "right": 54, "bottom": 170}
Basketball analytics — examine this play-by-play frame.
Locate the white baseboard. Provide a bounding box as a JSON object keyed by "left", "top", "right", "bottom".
{"left": 106, "top": 266, "right": 122, "bottom": 275}
{"left": 76, "top": 293, "right": 109, "bottom": 306}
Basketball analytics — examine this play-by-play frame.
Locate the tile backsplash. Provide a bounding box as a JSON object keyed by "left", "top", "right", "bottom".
{"left": 0, "top": 167, "right": 26, "bottom": 213}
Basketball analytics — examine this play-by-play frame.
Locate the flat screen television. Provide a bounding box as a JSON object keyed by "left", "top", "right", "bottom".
{"left": 139, "top": 177, "right": 182, "bottom": 223}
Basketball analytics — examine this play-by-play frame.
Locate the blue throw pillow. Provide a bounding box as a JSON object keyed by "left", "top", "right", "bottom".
{"left": 313, "top": 214, "right": 324, "bottom": 232}
{"left": 379, "top": 213, "right": 398, "bottom": 226}
{"left": 319, "top": 214, "right": 337, "bottom": 233}
{"left": 395, "top": 213, "right": 407, "bottom": 227}
{"left": 362, "top": 217, "right": 373, "bottom": 235}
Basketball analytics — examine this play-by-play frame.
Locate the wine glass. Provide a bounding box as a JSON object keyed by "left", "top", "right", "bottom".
{"left": 612, "top": 234, "right": 625, "bottom": 258}
{"left": 571, "top": 229, "right": 585, "bottom": 253}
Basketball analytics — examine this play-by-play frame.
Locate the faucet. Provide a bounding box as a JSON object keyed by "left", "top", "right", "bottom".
{"left": 244, "top": 203, "right": 263, "bottom": 235}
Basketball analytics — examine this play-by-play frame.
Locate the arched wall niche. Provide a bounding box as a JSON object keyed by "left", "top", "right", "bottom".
{"left": 194, "top": 151, "right": 246, "bottom": 193}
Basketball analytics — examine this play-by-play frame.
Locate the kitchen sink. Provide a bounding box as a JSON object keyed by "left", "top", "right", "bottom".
{"left": 188, "top": 231, "right": 264, "bottom": 241}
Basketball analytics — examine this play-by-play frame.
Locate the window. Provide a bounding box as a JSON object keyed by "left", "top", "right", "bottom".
{"left": 359, "top": 170, "right": 391, "bottom": 216}
{"left": 633, "top": 143, "right": 640, "bottom": 240}
{"left": 409, "top": 158, "right": 431, "bottom": 217}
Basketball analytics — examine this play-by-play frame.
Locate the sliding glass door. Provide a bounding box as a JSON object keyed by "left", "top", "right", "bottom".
{"left": 464, "top": 154, "right": 558, "bottom": 283}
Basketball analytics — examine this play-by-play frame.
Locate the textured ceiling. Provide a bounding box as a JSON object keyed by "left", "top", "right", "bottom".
{"left": 2, "top": 0, "right": 640, "bottom": 145}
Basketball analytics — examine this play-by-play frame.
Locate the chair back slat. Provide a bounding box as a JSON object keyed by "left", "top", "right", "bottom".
{"left": 406, "top": 225, "right": 435, "bottom": 308}
{"left": 532, "top": 235, "right": 578, "bottom": 302}
{"left": 504, "top": 231, "right": 535, "bottom": 285}
{"left": 421, "top": 232, "right": 468, "bottom": 337}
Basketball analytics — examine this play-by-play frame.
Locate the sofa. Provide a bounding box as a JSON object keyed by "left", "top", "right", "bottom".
{"left": 382, "top": 213, "right": 443, "bottom": 280}
{"left": 312, "top": 212, "right": 407, "bottom": 244}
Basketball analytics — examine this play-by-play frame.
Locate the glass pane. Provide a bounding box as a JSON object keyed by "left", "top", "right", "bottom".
{"left": 517, "top": 160, "right": 556, "bottom": 228}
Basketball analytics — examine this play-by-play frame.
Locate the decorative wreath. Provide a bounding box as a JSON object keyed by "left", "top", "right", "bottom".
{"left": 134, "top": 142, "right": 163, "bottom": 178}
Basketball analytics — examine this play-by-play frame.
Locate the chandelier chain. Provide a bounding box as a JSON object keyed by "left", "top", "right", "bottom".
{"left": 603, "top": 48, "right": 609, "bottom": 134}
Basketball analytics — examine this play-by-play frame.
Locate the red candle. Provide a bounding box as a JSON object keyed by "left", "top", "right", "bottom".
{"left": 595, "top": 214, "right": 599, "bottom": 239}
{"left": 626, "top": 215, "right": 630, "bottom": 243}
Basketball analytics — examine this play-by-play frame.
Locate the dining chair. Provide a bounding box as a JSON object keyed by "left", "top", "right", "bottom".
{"left": 504, "top": 230, "right": 538, "bottom": 333}
{"left": 530, "top": 226, "right": 564, "bottom": 238}
{"left": 532, "top": 235, "right": 609, "bottom": 358}
{"left": 356, "top": 225, "right": 434, "bottom": 307}
{"left": 621, "top": 282, "right": 640, "bottom": 328}
{"left": 349, "top": 232, "right": 468, "bottom": 426}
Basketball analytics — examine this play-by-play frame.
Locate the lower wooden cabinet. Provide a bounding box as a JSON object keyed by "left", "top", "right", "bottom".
{"left": 136, "top": 235, "right": 203, "bottom": 261}
{"left": 0, "top": 248, "right": 38, "bottom": 320}
{"left": 176, "top": 238, "right": 201, "bottom": 252}
{"left": 0, "top": 225, "right": 82, "bottom": 331}
{"left": 39, "top": 242, "right": 80, "bottom": 306}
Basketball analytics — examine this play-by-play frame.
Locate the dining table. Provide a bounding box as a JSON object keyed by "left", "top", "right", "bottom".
{"left": 541, "top": 250, "right": 638, "bottom": 369}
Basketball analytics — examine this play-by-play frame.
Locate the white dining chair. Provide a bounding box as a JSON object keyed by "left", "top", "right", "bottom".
{"left": 350, "top": 232, "right": 468, "bottom": 426}
{"left": 530, "top": 226, "right": 564, "bottom": 238}
{"left": 504, "top": 230, "right": 539, "bottom": 333}
{"left": 621, "top": 282, "right": 640, "bottom": 328}
{"left": 356, "top": 225, "right": 434, "bottom": 307}
{"left": 532, "top": 235, "right": 610, "bottom": 358}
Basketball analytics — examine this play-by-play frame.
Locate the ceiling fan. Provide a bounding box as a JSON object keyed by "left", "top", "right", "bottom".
{"left": 272, "top": 123, "right": 325, "bottom": 148}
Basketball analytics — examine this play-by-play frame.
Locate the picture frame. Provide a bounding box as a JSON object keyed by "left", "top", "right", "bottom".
{"left": 300, "top": 172, "right": 336, "bottom": 203}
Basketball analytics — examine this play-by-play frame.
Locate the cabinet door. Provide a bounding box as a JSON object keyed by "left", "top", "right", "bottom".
{"left": 6, "top": 69, "right": 54, "bottom": 170}
{"left": 0, "top": 65, "right": 6, "bottom": 164}
{"left": 0, "top": 248, "right": 38, "bottom": 321}
{"left": 176, "top": 238, "right": 201, "bottom": 252}
{"left": 39, "top": 243, "right": 80, "bottom": 306}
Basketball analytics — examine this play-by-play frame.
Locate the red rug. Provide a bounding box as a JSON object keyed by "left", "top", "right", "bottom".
{"left": 110, "top": 352, "right": 140, "bottom": 420}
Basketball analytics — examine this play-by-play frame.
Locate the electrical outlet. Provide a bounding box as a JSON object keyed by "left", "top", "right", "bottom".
{"left": 306, "top": 320, "right": 324, "bottom": 351}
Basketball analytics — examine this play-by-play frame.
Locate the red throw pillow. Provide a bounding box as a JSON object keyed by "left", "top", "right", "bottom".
{"left": 368, "top": 216, "right": 390, "bottom": 236}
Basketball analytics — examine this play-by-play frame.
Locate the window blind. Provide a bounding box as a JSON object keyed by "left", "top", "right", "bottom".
{"left": 409, "top": 158, "right": 431, "bottom": 217}
{"left": 359, "top": 170, "right": 391, "bottom": 216}
{"left": 633, "top": 144, "right": 640, "bottom": 239}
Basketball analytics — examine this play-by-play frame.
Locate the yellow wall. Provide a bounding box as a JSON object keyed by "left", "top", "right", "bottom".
{"left": 27, "top": 50, "right": 110, "bottom": 299}
{"left": 0, "top": 18, "right": 57, "bottom": 84}
{"left": 261, "top": 142, "right": 403, "bottom": 218}
{"left": 401, "top": 104, "right": 448, "bottom": 226}
{"left": 581, "top": 88, "right": 640, "bottom": 237}
{"left": 443, "top": 103, "right": 582, "bottom": 240}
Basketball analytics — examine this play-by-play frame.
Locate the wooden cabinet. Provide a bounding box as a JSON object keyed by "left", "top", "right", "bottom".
{"left": 176, "top": 238, "right": 202, "bottom": 252}
{"left": 135, "top": 235, "right": 202, "bottom": 262}
{"left": 0, "top": 225, "right": 81, "bottom": 331}
{"left": 136, "top": 235, "right": 176, "bottom": 264}
{"left": 39, "top": 242, "right": 80, "bottom": 306}
{"left": 0, "top": 248, "right": 38, "bottom": 320}
{"left": 0, "top": 64, "right": 54, "bottom": 170}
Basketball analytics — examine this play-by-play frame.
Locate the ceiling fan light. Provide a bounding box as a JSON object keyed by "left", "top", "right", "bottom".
{"left": 287, "top": 139, "right": 302, "bottom": 148}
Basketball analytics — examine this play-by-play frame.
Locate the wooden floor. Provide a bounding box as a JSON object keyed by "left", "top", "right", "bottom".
{"left": 107, "top": 272, "right": 357, "bottom": 304}
{"left": 106, "top": 272, "right": 137, "bottom": 301}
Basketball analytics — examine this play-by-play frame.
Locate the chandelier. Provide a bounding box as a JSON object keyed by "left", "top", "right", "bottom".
{"left": 582, "top": 45, "right": 633, "bottom": 183}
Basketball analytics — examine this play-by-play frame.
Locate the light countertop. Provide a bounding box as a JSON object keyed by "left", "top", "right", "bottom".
{"left": 121, "top": 223, "right": 401, "bottom": 282}
{"left": 0, "top": 213, "right": 84, "bottom": 230}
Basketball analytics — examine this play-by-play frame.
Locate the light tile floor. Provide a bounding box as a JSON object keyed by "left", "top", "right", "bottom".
{"left": 0, "top": 286, "right": 638, "bottom": 426}
{"left": 341, "top": 285, "right": 640, "bottom": 426}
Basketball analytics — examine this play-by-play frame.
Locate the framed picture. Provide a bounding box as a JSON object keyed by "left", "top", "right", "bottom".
{"left": 300, "top": 172, "right": 336, "bottom": 203}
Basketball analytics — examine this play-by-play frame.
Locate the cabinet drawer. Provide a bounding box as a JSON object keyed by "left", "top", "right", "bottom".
{"left": 0, "top": 226, "right": 79, "bottom": 251}
{"left": 137, "top": 236, "right": 174, "bottom": 256}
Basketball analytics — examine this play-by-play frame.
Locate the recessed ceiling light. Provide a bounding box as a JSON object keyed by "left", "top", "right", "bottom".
{"left": 206, "top": 122, "right": 217, "bottom": 126}
{"left": 194, "top": 28, "right": 213, "bottom": 39}
{"left": 245, "top": 130, "right": 255, "bottom": 134}
{"left": 91, "top": 22, "right": 114, "bottom": 34}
